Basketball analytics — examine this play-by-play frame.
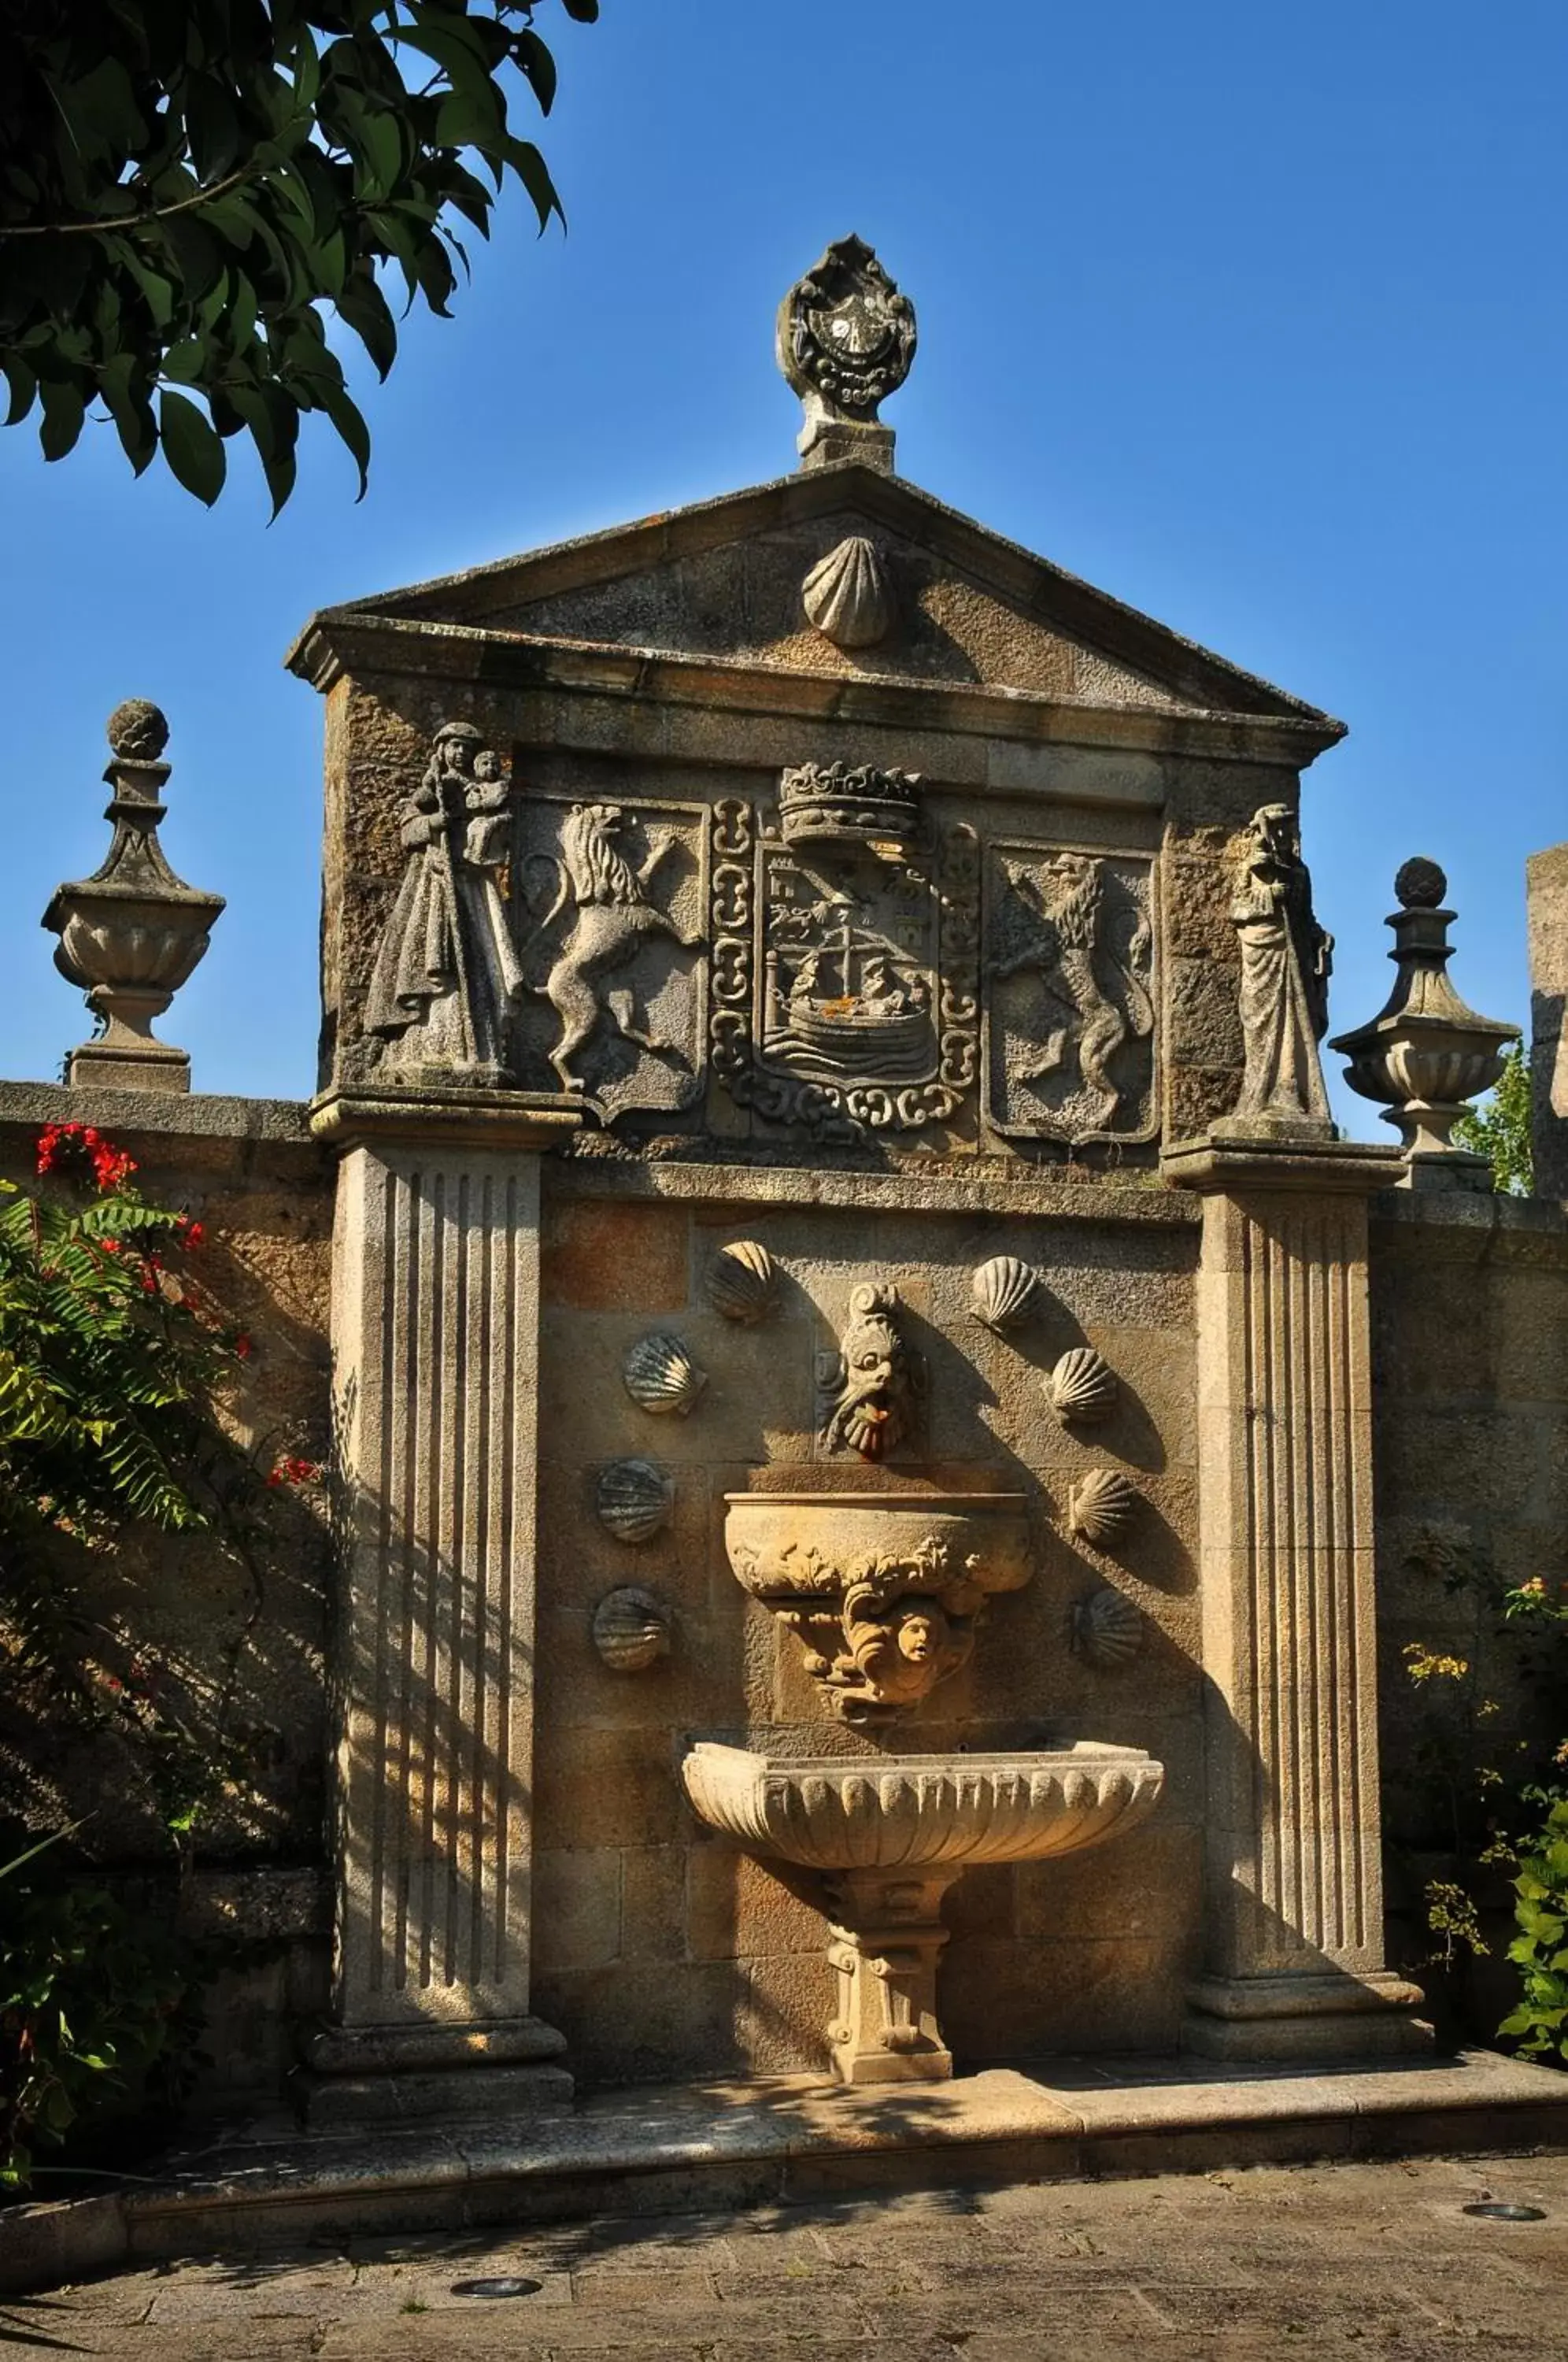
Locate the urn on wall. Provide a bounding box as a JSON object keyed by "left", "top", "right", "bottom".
{"left": 42, "top": 700, "right": 225, "bottom": 1093}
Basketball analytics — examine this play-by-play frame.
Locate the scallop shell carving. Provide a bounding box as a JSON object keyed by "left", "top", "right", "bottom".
{"left": 1067, "top": 1468, "right": 1140, "bottom": 1546}
{"left": 592, "top": 1586, "right": 672, "bottom": 1674}
{"left": 801, "top": 535, "right": 893, "bottom": 650}
{"left": 1071, "top": 1586, "right": 1145, "bottom": 1670}
{"left": 623, "top": 1333, "right": 708, "bottom": 1417}
{"left": 707, "top": 1239, "right": 779, "bottom": 1324}
{"left": 970, "top": 1254, "right": 1041, "bottom": 1332}
{"left": 596, "top": 1457, "right": 675, "bottom": 1544}
{"left": 1045, "top": 1345, "right": 1118, "bottom": 1426}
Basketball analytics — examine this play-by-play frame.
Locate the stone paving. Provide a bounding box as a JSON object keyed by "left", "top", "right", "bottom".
{"left": 7, "top": 2150, "right": 1568, "bottom": 2360}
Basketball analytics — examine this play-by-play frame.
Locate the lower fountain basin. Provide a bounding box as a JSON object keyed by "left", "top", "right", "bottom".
{"left": 682, "top": 1741, "right": 1164, "bottom": 2086}
{"left": 682, "top": 1741, "right": 1164, "bottom": 1870}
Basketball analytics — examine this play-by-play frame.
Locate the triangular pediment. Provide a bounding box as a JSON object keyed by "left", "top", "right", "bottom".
{"left": 319, "top": 464, "right": 1335, "bottom": 728}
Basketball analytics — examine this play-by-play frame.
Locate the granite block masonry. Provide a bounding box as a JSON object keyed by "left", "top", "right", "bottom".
{"left": 37, "top": 238, "right": 1562, "bottom": 2129}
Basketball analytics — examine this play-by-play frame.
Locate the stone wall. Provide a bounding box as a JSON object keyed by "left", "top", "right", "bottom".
{"left": 10, "top": 1081, "right": 1568, "bottom": 2101}
{"left": 529, "top": 1162, "right": 1204, "bottom": 2082}
{"left": 1370, "top": 1190, "right": 1568, "bottom": 2024}
{"left": 0, "top": 1083, "right": 336, "bottom": 2108}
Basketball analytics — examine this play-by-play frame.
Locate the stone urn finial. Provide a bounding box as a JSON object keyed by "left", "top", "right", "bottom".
{"left": 41, "top": 701, "right": 225, "bottom": 1094}
{"left": 1329, "top": 857, "right": 1518, "bottom": 1188}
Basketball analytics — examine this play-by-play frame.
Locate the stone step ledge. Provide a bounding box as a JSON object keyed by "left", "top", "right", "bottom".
{"left": 3, "top": 2048, "right": 1566, "bottom": 2294}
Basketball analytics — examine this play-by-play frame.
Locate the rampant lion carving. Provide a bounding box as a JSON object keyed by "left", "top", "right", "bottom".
{"left": 521, "top": 802, "right": 703, "bottom": 1095}
{"left": 993, "top": 852, "right": 1153, "bottom": 1128}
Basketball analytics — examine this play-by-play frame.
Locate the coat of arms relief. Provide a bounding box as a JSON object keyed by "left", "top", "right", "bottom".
{"left": 357, "top": 723, "right": 1157, "bottom": 1147}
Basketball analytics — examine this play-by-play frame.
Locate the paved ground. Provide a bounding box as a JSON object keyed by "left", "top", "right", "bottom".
{"left": 7, "top": 2150, "right": 1568, "bottom": 2360}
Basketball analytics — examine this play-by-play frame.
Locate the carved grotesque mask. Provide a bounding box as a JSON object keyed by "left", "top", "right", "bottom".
{"left": 820, "top": 1282, "right": 918, "bottom": 1461}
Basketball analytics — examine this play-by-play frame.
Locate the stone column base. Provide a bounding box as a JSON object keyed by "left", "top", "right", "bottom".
{"left": 294, "top": 2016, "right": 573, "bottom": 2127}
{"left": 1185, "top": 1971, "right": 1433, "bottom": 2064}
{"left": 823, "top": 1870, "right": 956, "bottom": 2086}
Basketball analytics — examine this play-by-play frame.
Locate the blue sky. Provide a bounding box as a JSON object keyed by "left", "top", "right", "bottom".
{"left": 2, "top": 0, "right": 1562, "bottom": 1117}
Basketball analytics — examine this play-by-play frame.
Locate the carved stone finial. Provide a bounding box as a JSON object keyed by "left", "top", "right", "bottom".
{"left": 1329, "top": 857, "right": 1518, "bottom": 1188}
{"left": 1220, "top": 803, "right": 1335, "bottom": 1137}
{"left": 776, "top": 235, "right": 915, "bottom": 475}
{"left": 41, "top": 702, "right": 224, "bottom": 1094}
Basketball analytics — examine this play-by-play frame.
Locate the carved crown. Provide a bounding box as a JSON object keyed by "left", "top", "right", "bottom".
{"left": 778, "top": 761, "right": 923, "bottom": 850}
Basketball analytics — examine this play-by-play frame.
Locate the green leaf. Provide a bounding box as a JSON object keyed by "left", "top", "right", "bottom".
{"left": 37, "top": 376, "right": 87, "bottom": 462}
{"left": 158, "top": 388, "right": 227, "bottom": 505}
{"left": 318, "top": 379, "right": 370, "bottom": 499}
{"left": 512, "top": 30, "right": 557, "bottom": 114}
{"left": 2, "top": 357, "right": 38, "bottom": 428}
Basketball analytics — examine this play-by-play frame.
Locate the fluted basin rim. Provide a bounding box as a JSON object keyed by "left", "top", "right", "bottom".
{"left": 681, "top": 1741, "right": 1163, "bottom": 1871}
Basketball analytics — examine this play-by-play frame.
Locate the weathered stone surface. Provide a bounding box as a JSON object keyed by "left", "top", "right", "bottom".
{"left": 1526, "top": 840, "right": 1568, "bottom": 1198}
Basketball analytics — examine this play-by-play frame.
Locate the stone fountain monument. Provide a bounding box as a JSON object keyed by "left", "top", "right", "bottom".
{"left": 261, "top": 235, "right": 1503, "bottom": 2123}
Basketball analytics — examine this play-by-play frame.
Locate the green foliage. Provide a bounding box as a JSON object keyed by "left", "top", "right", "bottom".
{"left": 0, "top": 0, "right": 597, "bottom": 510}
{"left": 0, "top": 1847, "right": 210, "bottom": 2188}
{"left": 1501, "top": 1797, "right": 1568, "bottom": 2061}
{"left": 1454, "top": 1039, "right": 1533, "bottom": 1197}
{"left": 0, "top": 1125, "right": 287, "bottom": 2185}
{"left": 1394, "top": 1534, "right": 1568, "bottom": 2062}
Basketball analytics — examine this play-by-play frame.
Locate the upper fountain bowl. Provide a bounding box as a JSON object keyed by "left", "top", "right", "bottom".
{"left": 681, "top": 1741, "right": 1163, "bottom": 1871}
{"left": 723, "top": 1489, "right": 1032, "bottom": 1603}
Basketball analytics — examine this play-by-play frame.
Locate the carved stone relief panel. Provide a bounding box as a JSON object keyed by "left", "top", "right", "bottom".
{"left": 984, "top": 840, "right": 1157, "bottom": 1145}
{"left": 511, "top": 793, "right": 708, "bottom": 1123}
{"left": 708, "top": 785, "right": 980, "bottom": 1142}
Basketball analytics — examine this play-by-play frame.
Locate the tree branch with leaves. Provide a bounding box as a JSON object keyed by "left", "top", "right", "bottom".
{"left": 0, "top": 0, "right": 597, "bottom": 511}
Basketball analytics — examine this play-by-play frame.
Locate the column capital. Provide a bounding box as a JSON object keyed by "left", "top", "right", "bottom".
{"left": 309, "top": 1083, "right": 584, "bottom": 1154}
{"left": 1162, "top": 1124, "right": 1403, "bottom": 1197}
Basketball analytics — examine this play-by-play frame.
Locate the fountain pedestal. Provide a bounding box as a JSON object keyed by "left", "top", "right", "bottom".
{"left": 823, "top": 1869, "right": 956, "bottom": 2084}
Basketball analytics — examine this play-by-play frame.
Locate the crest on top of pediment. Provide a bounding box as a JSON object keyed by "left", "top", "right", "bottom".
{"left": 776, "top": 236, "right": 917, "bottom": 424}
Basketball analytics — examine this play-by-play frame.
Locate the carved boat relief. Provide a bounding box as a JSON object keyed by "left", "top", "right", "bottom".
{"left": 708, "top": 772, "right": 980, "bottom": 1141}
{"left": 985, "top": 840, "right": 1157, "bottom": 1143}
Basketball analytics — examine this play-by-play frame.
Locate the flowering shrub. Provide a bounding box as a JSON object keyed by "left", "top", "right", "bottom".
{"left": 1394, "top": 1533, "right": 1568, "bottom": 2057}
{"left": 0, "top": 1124, "right": 312, "bottom": 2184}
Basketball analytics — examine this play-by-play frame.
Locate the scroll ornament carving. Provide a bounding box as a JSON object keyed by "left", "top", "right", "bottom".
{"left": 1230, "top": 803, "right": 1334, "bottom": 1126}
{"left": 364, "top": 722, "right": 522, "bottom": 1082}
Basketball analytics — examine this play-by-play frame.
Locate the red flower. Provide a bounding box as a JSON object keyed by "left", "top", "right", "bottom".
{"left": 176, "top": 1218, "right": 205, "bottom": 1250}
{"left": 233, "top": 1333, "right": 253, "bottom": 1361}
{"left": 268, "top": 1454, "right": 324, "bottom": 1487}
{"left": 98, "top": 1238, "right": 122, "bottom": 1254}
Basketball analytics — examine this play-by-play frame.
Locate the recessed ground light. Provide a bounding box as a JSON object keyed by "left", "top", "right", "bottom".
{"left": 1462, "top": 2203, "right": 1546, "bottom": 2223}
{"left": 449, "top": 2276, "right": 544, "bottom": 2297}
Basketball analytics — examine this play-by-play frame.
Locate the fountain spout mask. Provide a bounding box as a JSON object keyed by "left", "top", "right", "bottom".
{"left": 818, "top": 1283, "right": 923, "bottom": 1461}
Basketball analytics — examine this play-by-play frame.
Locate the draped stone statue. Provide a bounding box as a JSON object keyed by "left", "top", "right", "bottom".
{"left": 363, "top": 721, "right": 524, "bottom": 1082}
{"left": 1230, "top": 802, "right": 1333, "bottom": 1125}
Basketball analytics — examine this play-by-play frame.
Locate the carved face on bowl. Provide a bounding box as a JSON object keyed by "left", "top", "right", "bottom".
{"left": 840, "top": 1592, "right": 968, "bottom": 1714}
{"left": 821, "top": 1283, "right": 916, "bottom": 1461}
